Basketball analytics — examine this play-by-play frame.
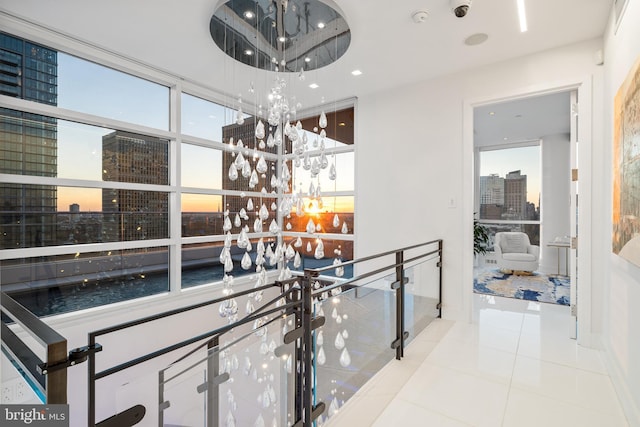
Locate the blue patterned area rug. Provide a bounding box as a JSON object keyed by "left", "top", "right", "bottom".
{"left": 474, "top": 269, "right": 570, "bottom": 306}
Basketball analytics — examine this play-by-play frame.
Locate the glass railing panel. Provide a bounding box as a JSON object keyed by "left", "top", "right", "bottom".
{"left": 293, "top": 239, "right": 354, "bottom": 279}
{"left": 111, "top": 364, "right": 160, "bottom": 426}
{"left": 404, "top": 256, "right": 441, "bottom": 346}
{"left": 312, "top": 273, "right": 396, "bottom": 424}
{"left": 158, "top": 351, "right": 208, "bottom": 426}
{"left": 0, "top": 341, "right": 46, "bottom": 404}
{"left": 159, "top": 312, "right": 296, "bottom": 427}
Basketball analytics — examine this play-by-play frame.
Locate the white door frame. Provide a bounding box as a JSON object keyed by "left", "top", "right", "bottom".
{"left": 462, "top": 77, "right": 595, "bottom": 347}
{"left": 569, "top": 89, "right": 579, "bottom": 339}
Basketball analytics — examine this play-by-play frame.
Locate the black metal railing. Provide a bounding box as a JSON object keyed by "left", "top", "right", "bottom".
{"left": 298, "top": 239, "right": 442, "bottom": 425}
{"left": 0, "top": 239, "right": 442, "bottom": 427}
{"left": 1, "top": 291, "right": 68, "bottom": 404}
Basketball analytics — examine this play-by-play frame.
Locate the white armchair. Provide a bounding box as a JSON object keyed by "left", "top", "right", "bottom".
{"left": 494, "top": 232, "right": 539, "bottom": 273}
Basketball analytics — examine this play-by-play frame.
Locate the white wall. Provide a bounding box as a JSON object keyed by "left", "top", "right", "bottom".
{"left": 540, "top": 133, "right": 571, "bottom": 274}
{"left": 602, "top": 0, "right": 640, "bottom": 423}
{"left": 356, "top": 38, "right": 603, "bottom": 322}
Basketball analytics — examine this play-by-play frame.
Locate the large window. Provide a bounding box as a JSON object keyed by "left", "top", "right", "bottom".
{"left": 58, "top": 53, "right": 169, "bottom": 130}
{"left": 478, "top": 144, "right": 541, "bottom": 247}
{"left": 0, "top": 32, "right": 355, "bottom": 316}
{"left": 285, "top": 108, "right": 355, "bottom": 277}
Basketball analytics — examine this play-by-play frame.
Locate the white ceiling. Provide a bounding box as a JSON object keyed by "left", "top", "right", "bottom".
{"left": 1, "top": 0, "right": 610, "bottom": 138}
{"left": 474, "top": 91, "right": 572, "bottom": 147}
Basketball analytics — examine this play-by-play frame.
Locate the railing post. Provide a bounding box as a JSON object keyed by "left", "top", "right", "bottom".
{"left": 158, "top": 370, "right": 165, "bottom": 427}
{"left": 395, "top": 251, "right": 405, "bottom": 360}
{"left": 302, "top": 269, "right": 314, "bottom": 427}
{"left": 88, "top": 333, "right": 96, "bottom": 427}
{"left": 438, "top": 239, "right": 443, "bottom": 318}
{"left": 206, "top": 336, "right": 220, "bottom": 427}
{"left": 45, "top": 340, "right": 68, "bottom": 404}
{"left": 293, "top": 292, "right": 303, "bottom": 424}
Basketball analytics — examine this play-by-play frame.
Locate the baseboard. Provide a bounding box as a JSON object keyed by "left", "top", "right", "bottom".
{"left": 576, "top": 331, "right": 604, "bottom": 350}
{"left": 603, "top": 345, "right": 640, "bottom": 426}
{"left": 441, "top": 307, "right": 468, "bottom": 323}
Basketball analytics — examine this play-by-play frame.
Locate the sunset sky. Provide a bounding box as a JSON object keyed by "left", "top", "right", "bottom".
{"left": 53, "top": 52, "right": 354, "bottom": 213}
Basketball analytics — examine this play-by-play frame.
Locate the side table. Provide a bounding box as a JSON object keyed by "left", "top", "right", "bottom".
{"left": 547, "top": 240, "right": 570, "bottom": 276}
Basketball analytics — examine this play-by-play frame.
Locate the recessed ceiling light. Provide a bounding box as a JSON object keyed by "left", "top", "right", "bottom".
{"left": 517, "top": 0, "right": 528, "bottom": 32}
{"left": 309, "top": 83, "right": 319, "bottom": 89}
{"left": 243, "top": 10, "right": 255, "bottom": 19}
{"left": 489, "top": 111, "right": 495, "bottom": 116}
{"left": 317, "top": 22, "right": 325, "bottom": 29}
{"left": 503, "top": 137, "right": 508, "bottom": 140}
{"left": 464, "top": 33, "right": 489, "bottom": 46}
{"left": 244, "top": 49, "right": 253, "bottom": 56}
{"left": 351, "top": 69, "right": 362, "bottom": 76}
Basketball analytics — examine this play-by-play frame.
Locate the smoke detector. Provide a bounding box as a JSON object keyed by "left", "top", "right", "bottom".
{"left": 411, "top": 10, "right": 429, "bottom": 23}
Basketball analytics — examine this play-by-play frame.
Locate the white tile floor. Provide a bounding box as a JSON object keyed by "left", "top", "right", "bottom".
{"left": 325, "top": 294, "right": 629, "bottom": 427}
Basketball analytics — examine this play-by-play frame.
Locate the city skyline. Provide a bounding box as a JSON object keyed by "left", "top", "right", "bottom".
{"left": 55, "top": 120, "right": 355, "bottom": 212}
{"left": 479, "top": 169, "right": 539, "bottom": 223}
{"left": 0, "top": 38, "right": 354, "bottom": 213}
{"left": 1, "top": 33, "right": 355, "bottom": 253}
{"left": 479, "top": 145, "right": 540, "bottom": 207}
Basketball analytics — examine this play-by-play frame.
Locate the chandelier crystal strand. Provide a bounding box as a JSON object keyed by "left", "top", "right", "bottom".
{"left": 215, "top": 4, "right": 351, "bottom": 356}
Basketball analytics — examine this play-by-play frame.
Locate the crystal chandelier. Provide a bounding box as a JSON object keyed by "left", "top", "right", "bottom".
{"left": 211, "top": 0, "right": 351, "bottom": 306}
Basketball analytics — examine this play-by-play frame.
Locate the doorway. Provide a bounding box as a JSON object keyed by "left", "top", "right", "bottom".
{"left": 468, "top": 89, "right": 581, "bottom": 338}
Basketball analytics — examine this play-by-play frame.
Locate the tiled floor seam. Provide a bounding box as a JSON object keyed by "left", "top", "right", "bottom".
{"left": 507, "top": 380, "right": 624, "bottom": 419}
{"left": 386, "top": 395, "right": 475, "bottom": 427}
{"left": 513, "top": 351, "right": 609, "bottom": 375}
{"left": 501, "top": 310, "right": 525, "bottom": 426}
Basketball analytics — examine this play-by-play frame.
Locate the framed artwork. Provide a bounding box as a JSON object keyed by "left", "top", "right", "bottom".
{"left": 612, "top": 55, "right": 640, "bottom": 268}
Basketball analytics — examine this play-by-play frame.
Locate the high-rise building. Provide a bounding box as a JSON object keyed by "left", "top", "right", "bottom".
{"left": 479, "top": 174, "right": 504, "bottom": 220}
{"left": 69, "top": 203, "right": 80, "bottom": 223}
{"left": 479, "top": 174, "right": 504, "bottom": 205}
{"left": 504, "top": 170, "right": 528, "bottom": 220}
{"left": 0, "top": 32, "right": 58, "bottom": 249}
{"left": 101, "top": 130, "right": 169, "bottom": 241}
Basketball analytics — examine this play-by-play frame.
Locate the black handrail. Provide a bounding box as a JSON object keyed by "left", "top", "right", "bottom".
{"left": 94, "top": 300, "right": 299, "bottom": 380}
{"left": 306, "top": 239, "right": 442, "bottom": 275}
{"left": 90, "top": 281, "right": 277, "bottom": 337}
{"left": 87, "top": 279, "right": 288, "bottom": 426}
{"left": 1, "top": 239, "right": 443, "bottom": 427}
{"left": 159, "top": 283, "right": 301, "bottom": 370}
{"left": 0, "top": 292, "right": 67, "bottom": 404}
{"left": 311, "top": 247, "right": 441, "bottom": 297}
{"left": 305, "top": 240, "right": 442, "bottom": 296}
